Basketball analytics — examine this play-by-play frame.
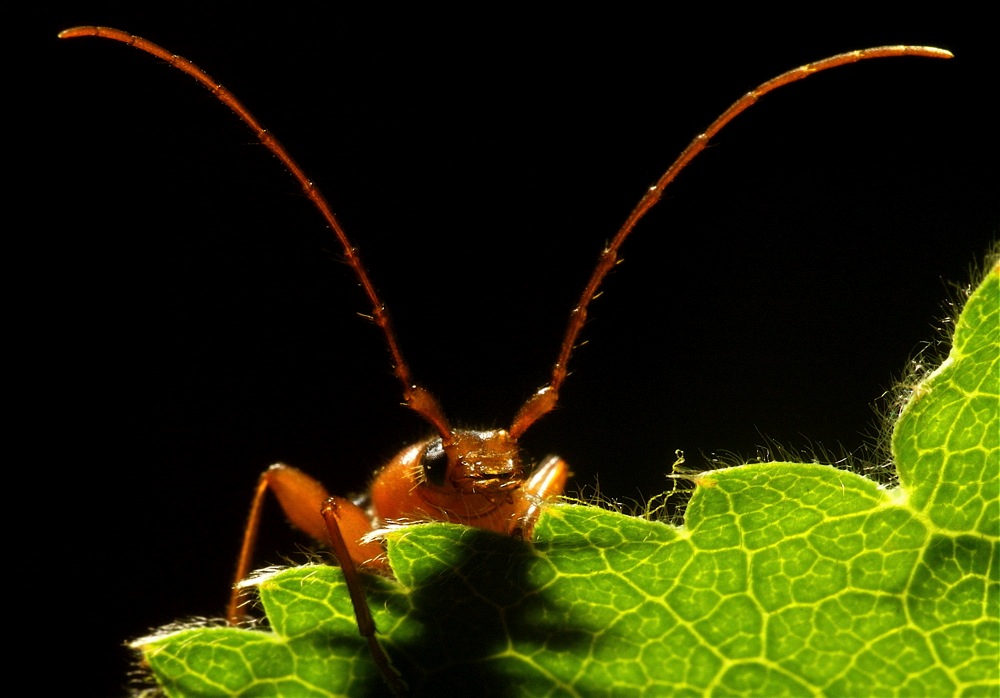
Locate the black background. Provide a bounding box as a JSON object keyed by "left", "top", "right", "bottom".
{"left": 29, "top": 7, "right": 997, "bottom": 695}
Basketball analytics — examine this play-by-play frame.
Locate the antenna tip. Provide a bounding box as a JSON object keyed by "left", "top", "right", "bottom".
{"left": 925, "top": 47, "right": 954, "bottom": 59}
{"left": 58, "top": 26, "right": 93, "bottom": 39}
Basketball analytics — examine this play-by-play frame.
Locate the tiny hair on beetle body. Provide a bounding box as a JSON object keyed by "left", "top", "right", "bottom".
{"left": 52, "top": 21, "right": 997, "bottom": 697}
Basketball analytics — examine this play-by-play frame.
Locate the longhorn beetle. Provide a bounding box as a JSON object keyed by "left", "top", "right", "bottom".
{"left": 58, "top": 27, "right": 951, "bottom": 694}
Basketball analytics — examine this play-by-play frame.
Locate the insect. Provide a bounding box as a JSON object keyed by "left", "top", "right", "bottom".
{"left": 59, "top": 27, "right": 951, "bottom": 694}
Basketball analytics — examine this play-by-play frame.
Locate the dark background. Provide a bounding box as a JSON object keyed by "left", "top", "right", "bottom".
{"left": 29, "top": 8, "right": 997, "bottom": 695}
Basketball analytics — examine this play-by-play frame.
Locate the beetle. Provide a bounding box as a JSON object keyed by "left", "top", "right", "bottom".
{"left": 58, "top": 27, "right": 951, "bottom": 694}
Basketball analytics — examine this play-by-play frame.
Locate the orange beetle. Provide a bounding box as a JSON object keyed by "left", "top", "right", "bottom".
{"left": 58, "top": 27, "right": 951, "bottom": 695}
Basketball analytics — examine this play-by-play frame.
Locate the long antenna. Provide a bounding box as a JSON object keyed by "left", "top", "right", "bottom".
{"left": 60, "top": 29, "right": 951, "bottom": 444}
{"left": 58, "top": 25, "right": 455, "bottom": 442}
{"left": 507, "top": 45, "right": 952, "bottom": 438}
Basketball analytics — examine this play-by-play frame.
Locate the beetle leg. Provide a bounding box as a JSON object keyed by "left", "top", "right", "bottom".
{"left": 322, "top": 498, "right": 407, "bottom": 696}
{"left": 227, "top": 463, "right": 382, "bottom": 623}
{"left": 510, "top": 455, "right": 570, "bottom": 539}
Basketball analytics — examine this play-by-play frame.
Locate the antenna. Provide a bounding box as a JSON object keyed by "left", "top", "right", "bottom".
{"left": 508, "top": 45, "right": 952, "bottom": 438}
{"left": 59, "top": 29, "right": 951, "bottom": 444}
{"left": 58, "top": 25, "right": 455, "bottom": 442}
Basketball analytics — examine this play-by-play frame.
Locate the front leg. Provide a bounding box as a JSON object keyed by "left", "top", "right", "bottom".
{"left": 510, "top": 455, "right": 570, "bottom": 539}
{"left": 227, "top": 463, "right": 382, "bottom": 623}
{"left": 321, "top": 498, "right": 406, "bottom": 696}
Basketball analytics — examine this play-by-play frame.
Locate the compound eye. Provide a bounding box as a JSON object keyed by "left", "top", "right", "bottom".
{"left": 420, "top": 438, "right": 449, "bottom": 487}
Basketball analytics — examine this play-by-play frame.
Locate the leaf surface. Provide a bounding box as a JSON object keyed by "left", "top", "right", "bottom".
{"left": 136, "top": 264, "right": 1000, "bottom": 696}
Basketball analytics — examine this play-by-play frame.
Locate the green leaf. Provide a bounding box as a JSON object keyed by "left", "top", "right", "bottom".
{"left": 135, "top": 263, "right": 999, "bottom": 696}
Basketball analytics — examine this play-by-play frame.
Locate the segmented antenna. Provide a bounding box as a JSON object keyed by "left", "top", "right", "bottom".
{"left": 58, "top": 26, "right": 454, "bottom": 441}
{"left": 59, "top": 29, "right": 951, "bottom": 443}
{"left": 507, "top": 44, "right": 951, "bottom": 438}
